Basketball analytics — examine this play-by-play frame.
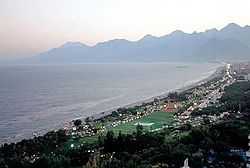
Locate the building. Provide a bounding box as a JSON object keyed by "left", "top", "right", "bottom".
{"left": 247, "top": 135, "right": 250, "bottom": 168}
{"left": 235, "top": 71, "right": 250, "bottom": 82}
{"left": 164, "top": 102, "right": 178, "bottom": 112}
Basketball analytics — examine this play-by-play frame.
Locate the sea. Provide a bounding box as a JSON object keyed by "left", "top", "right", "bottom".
{"left": 0, "top": 62, "right": 220, "bottom": 143}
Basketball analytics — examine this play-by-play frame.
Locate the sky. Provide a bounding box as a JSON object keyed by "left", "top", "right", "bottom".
{"left": 0, "top": 0, "right": 250, "bottom": 58}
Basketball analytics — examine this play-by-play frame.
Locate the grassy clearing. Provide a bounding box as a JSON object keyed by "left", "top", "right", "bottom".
{"left": 109, "top": 111, "right": 174, "bottom": 134}
{"left": 64, "top": 111, "right": 174, "bottom": 150}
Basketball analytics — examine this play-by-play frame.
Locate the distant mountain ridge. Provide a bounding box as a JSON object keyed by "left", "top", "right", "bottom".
{"left": 27, "top": 23, "right": 250, "bottom": 63}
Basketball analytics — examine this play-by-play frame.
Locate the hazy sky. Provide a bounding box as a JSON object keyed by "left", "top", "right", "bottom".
{"left": 0, "top": 0, "right": 250, "bottom": 58}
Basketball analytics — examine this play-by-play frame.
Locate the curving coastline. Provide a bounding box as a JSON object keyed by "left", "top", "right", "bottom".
{"left": 88, "top": 64, "right": 224, "bottom": 121}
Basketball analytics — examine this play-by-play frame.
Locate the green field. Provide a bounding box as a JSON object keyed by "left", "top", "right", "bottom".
{"left": 109, "top": 111, "right": 174, "bottom": 134}
{"left": 65, "top": 111, "right": 174, "bottom": 149}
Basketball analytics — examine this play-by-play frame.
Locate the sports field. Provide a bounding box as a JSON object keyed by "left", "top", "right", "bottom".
{"left": 65, "top": 111, "right": 174, "bottom": 149}
{"left": 109, "top": 111, "right": 174, "bottom": 134}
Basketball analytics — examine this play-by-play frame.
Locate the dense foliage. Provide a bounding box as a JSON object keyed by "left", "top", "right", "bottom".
{"left": 221, "top": 81, "right": 250, "bottom": 112}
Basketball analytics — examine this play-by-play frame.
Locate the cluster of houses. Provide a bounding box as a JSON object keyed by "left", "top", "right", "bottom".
{"left": 64, "top": 121, "right": 105, "bottom": 138}
{"left": 232, "top": 62, "right": 250, "bottom": 82}
{"left": 176, "top": 64, "right": 236, "bottom": 125}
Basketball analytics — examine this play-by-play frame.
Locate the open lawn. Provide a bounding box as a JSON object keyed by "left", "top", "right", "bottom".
{"left": 64, "top": 111, "right": 174, "bottom": 150}
{"left": 109, "top": 111, "right": 174, "bottom": 134}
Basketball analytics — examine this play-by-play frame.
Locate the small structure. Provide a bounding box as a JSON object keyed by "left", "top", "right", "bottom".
{"left": 181, "top": 158, "right": 190, "bottom": 168}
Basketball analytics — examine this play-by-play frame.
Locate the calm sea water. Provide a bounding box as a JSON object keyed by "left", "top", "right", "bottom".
{"left": 0, "top": 63, "right": 219, "bottom": 143}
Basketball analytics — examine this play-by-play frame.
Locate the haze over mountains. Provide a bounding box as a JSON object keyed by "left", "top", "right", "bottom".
{"left": 25, "top": 23, "right": 250, "bottom": 63}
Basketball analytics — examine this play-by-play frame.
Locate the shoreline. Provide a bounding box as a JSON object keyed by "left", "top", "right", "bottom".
{"left": 88, "top": 65, "right": 224, "bottom": 121}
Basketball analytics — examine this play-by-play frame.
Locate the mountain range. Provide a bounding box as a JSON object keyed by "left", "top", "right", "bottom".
{"left": 25, "top": 23, "right": 250, "bottom": 63}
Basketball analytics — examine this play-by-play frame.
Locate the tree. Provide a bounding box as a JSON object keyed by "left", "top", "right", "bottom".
{"left": 111, "top": 111, "right": 119, "bottom": 117}
{"left": 85, "top": 117, "right": 92, "bottom": 123}
{"left": 168, "top": 92, "right": 178, "bottom": 100}
{"left": 116, "top": 131, "right": 125, "bottom": 152}
{"left": 74, "top": 119, "right": 82, "bottom": 127}
{"left": 136, "top": 124, "right": 143, "bottom": 137}
{"left": 104, "top": 131, "right": 115, "bottom": 152}
{"left": 202, "top": 116, "right": 210, "bottom": 125}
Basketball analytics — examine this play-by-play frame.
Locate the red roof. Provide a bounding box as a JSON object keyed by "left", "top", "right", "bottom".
{"left": 164, "top": 102, "right": 177, "bottom": 112}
